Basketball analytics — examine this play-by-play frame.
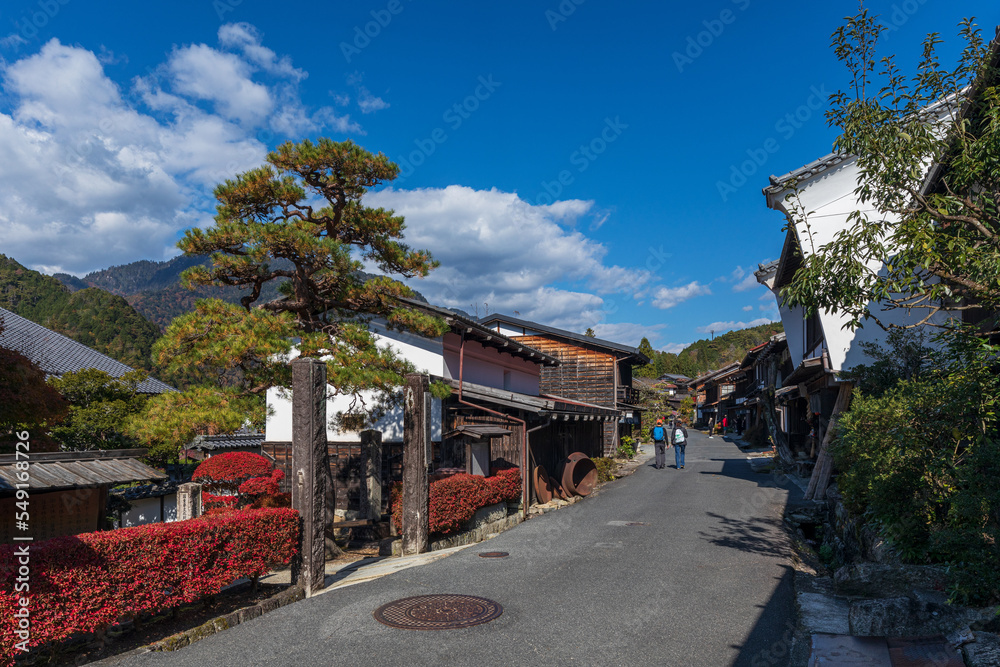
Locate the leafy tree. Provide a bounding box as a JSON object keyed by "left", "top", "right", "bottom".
{"left": 833, "top": 329, "right": 1000, "bottom": 603}
{"left": 134, "top": 139, "right": 445, "bottom": 460}
{"left": 780, "top": 10, "right": 1000, "bottom": 332}
{"left": 47, "top": 369, "right": 148, "bottom": 451}
{"left": 634, "top": 337, "right": 657, "bottom": 378}
{"left": 0, "top": 341, "right": 67, "bottom": 452}
{"left": 584, "top": 327, "right": 596, "bottom": 337}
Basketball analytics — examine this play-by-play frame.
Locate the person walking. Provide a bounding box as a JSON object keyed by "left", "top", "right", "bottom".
{"left": 670, "top": 417, "right": 689, "bottom": 469}
{"left": 652, "top": 418, "right": 667, "bottom": 469}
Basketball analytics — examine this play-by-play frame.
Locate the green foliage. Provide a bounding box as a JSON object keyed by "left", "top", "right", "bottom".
{"left": 616, "top": 436, "right": 636, "bottom": 459}
{"left": 655, "top": 323, "right": 784, "bottom": 378}
{"left": 833, "top": 329, "right": 1000, "bottom": 603}
{"left": 429, "top": 380, "right": 453, "bottom": 400}
{"left": 47, "top": 369, "right": 148, "bottom": 451}
{"left": 781, "top": 11, "right": 1000, "bottom": 330}
{"left": 593, "top": 457, "right": 616, "bottom": 482}
{"left": 843, "top": 328, "right": 934, "bottom": 398}
{"left": 126, "top": 386, "right": 259, "bottom": 466}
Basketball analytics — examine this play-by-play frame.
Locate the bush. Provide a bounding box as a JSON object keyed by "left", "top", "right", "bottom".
{"left": 0, "top": 508, "right": 298, "bottom": 662}
{"left": 743, "top": 421, "right": 770, "bottom": 448}
{"left": 391, "top": 468, "right": 522, "bottom": 536}
{"left": 833, "top": 330, "right": 1000, "bottom": 604}
{"left": 593, "top": 457, "right": 616, "bottom": 482}
{"left": 616, "top": 437, "right": 636, "bottom": 459}
{"left": 194, "top": 452, "right": 284, "bottom": 509}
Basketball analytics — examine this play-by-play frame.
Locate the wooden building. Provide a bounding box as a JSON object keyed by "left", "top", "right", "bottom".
{"left": 479, "top": 314, "right": 649, "bottom": 456}
{"left": 0, "top": 449, "right": 166, "bottom": 542}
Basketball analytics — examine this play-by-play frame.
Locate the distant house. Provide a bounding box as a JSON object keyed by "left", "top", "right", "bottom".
{"left": 265, "top": 300, "right": 616, "bottom": 511}
{"left": 690, "top": 363, "right": 740, "bottom": 428}
{"left": 0, "top": 306, "right": 174, "bottom": 394}
{"left": 478, "top": 314, "right": 649, "bottom": 456}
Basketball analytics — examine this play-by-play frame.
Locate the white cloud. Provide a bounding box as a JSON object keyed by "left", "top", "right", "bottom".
{"left": 696, "top": 317, "right": 778, "bottom": 335}
{"left": 0, "top": 30, "right": 355, "bottom": 276}
{"left": 759, "top": 291, "right": 774, "bottom": 301}
{"left": 366, "top": 186, "right": 653, "bottom": 331}
{"left": 651, "top": 282, "right": 712, "bottom": 309}
{"left": 167, "top": 44, "right": 274, "bottom": 125}
{"left": 742, "top": 305, "right": 754, "bottom": 312}
{"left": 660, "top": 342, "right": 690, "bottom": 354}
{"left": 733, "top": 273, "right": 760, "bottom": 292}
{"left": 356, "top": 86, "right": 389, "bottom": 114}
{"left": 218, "top": 23, "right": 306, "bottom": 81}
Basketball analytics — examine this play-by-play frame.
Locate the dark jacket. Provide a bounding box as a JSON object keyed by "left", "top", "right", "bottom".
{"left": 670, "top": 424, "right": 688, "bottom": 445}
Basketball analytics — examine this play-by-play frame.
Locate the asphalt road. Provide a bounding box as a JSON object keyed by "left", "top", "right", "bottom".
{"left": 121, "top": 432, "right": 798, "bottom": 667}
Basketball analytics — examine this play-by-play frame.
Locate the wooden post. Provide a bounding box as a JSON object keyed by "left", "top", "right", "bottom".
{"left": 402, "top": 374, "right": 429, "bottom": 555}
{"left": 291, "top": 357, "right": 328, "bottom": 596}
{"left": 360, "top": 430, "right": 383, "bottom": 521}
{"left": 804, "top": 382, "right": 853, "bottom": 501}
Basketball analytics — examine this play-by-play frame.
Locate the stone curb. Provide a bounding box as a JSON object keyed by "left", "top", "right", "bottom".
{"left": 146, "top": 585, "right": 305, "bottom": 653}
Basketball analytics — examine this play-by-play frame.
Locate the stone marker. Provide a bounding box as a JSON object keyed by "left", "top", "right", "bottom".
{"left": 177, "top": 483, "right": 202, "bottom": 520}
{"left": 291, "top": 357, "right": 328, "bottom": 596}
{"left": 402, "top": 374, "right": 429, "bottom": 555}
{"left": 360, "top": 430, "right": 383, "bottom": 521}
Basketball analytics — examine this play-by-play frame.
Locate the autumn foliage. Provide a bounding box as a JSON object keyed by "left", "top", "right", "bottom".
{"left": 391, "top": 468, "right": 522, "bottom": 536}
{"left": 0, "top": 508, "right": 298, "bottom": 663}
{"left": 193, "top": 452, "right": 283, "bottom": 510}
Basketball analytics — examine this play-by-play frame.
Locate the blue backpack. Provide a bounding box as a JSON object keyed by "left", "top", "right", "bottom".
{"left": 652, "top": 426, "right": 665, "bottom": 442}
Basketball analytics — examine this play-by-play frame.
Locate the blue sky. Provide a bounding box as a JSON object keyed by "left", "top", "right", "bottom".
{"left": 1, "top": 1, "right": 997, "bottom": 353}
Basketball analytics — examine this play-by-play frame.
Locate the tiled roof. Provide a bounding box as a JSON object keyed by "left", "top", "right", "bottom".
{"left": 191, "top": 433, "right": 265, "bottom": 451}
{"left": 0, "top": 307, "right": 175, "bottom": 394}
{"left": 0, "top": 449, "right": 166, "bottom": 492}
{"left": 764, "top": 152, "right": 852, "bottom": 195}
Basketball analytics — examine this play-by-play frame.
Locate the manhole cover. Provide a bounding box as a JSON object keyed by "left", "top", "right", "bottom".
{"left": 478, "top": 551, "right": 509, "bottom": 558}
{"left": 373, "top": 594, "right": 503, "bottom": 630}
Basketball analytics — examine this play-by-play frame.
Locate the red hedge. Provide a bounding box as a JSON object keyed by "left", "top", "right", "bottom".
{"left": 0, "top": 508, "right": 298, "bottom": 663}
{"left": 391, "top": 468, "right": 522, "bottom": 536}
{"left": 193, "top": 452, "right": 274, "bottom": 493}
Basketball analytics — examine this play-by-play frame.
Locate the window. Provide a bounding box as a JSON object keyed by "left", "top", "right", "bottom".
{"left": 503, "top": 370, "right": 512, "bottom": 391}
{"left": 805, "top": 310, "right": 823, "bottom": 353}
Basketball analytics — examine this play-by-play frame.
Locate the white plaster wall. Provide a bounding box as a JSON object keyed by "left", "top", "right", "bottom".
{"left": 265, "top": 319, "right": 444, "bottom": 443}
{"left": 121, "top": 494, "right": 176, "bottom": 527}
{"left": 768, "top": 156, "right": 948, "bottom": 374}
{"left": 442, "top": 333, "right": 540, "bottom": 394}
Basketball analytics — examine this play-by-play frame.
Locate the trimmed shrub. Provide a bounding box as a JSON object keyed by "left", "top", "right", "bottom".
{"left": 0, "top": 508, "right": 298, "bottom": 663}
{"left": 194, "top": 452, "right": 282, "bottom": 509}
{"left": 391, "top": 468, "right": 522, "bottom": 536}
{"left": 593, "top": 457, "right": 616, "bottom": 482}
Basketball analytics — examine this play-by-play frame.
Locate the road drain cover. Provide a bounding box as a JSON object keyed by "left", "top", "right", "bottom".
{"left": 479, "top": 551, "right": 509, "bottom": 558}
{"left": 373, "top": 594, "right": 503, "bottom": 630}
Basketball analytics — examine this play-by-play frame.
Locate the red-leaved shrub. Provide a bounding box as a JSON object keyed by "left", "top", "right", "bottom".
{"left": 391, "top": 468, "right": 522, "bottom": 536}
{"left": 0, "top": 508, "right": 298, "bottom": 663}
{"left": 195, "top": 452, "right": 284, "bottom": 509}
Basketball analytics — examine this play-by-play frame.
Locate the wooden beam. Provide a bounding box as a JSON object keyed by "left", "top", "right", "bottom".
{"left": 804, "top": 382, "right": 853, "bottom": 500}
{"left": 402, "top": 374, "right": 430, "bottom": 555}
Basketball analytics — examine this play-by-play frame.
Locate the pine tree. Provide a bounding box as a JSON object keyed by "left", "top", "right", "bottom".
{"left": 131, "top": 139, "right": 446, "bottom": 460}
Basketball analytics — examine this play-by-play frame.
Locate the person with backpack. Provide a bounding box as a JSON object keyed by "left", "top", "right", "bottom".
{"left": 670, "top": 417, "right": 689, "bottom": 469}
{"left": 652, "top": 418, "right": 667, "bottom": 469}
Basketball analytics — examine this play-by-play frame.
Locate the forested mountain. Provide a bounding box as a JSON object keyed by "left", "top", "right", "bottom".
{"left": 55, "top": 255, "right": 425, "bottom": 330}
{"left": 56, "top": 255, "right": 289, "bottom": 330}
{"left": 0, "top": 255, "right": 161, "bottom": 372}
{"left": 637, "top": 322, "right": 785, "bottom": 379}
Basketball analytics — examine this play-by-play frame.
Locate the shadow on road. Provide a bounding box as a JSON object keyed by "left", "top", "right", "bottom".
{"left": 730, "top": 566, "right": 796, "bottom": 667}
{"left": 698, "top": 512, "right": 790, "bottom": 559}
